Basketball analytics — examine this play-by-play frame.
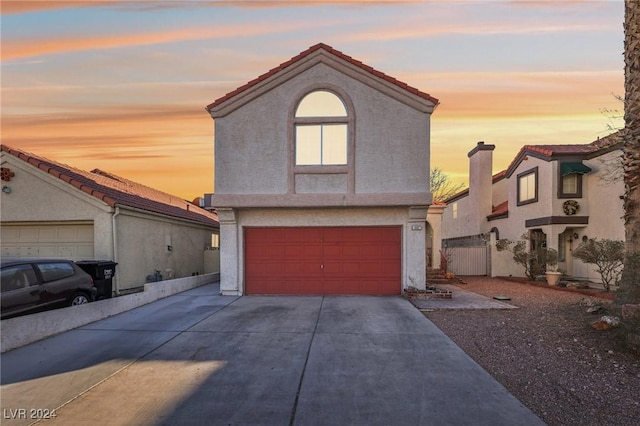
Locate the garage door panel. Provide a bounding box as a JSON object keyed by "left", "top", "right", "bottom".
{"left": 20, "top": 247, "right": 38, "bottom": 257}
{"left": 1, "top": 224, "right": 94, "bottom": 260}
{"left": 1, "top": 227, "right": 19, "bottom": 242}
{"left": 245, "top": 226, "right": 401, "bottom": 295}
{"left": 284, "top": 227, "right": 322, "bottom": 243}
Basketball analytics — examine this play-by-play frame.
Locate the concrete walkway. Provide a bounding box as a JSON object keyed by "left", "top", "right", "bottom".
{"left": 0, "top": 283, "right": 544, "bottom": 426}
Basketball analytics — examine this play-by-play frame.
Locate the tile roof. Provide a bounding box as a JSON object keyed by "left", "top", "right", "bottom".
{"left": 1, "top": 145, "right": 219, "bottom": 228}
{"left": 487, "top": 200, "right": 509, "bottom": 220}
{"left": 206, "top": 43, "right": 439, "bottom": 112}
{"left": 505, "top": 131, "right": 622, "bottom": 177}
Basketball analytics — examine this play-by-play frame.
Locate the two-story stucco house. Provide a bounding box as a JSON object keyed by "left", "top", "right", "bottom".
{"left": 440, "top": 132, "right": 624, "bottom": 282}
{"left": 205, "top": 43, "right": 438, "bottom": 295}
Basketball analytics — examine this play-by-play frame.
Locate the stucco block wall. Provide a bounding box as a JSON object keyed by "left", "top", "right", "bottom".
{"left": 218, "top": 207, "right": 427, "bottom": 295}
{"left": 214, "top": 62, "right": 430, "bottom": 198}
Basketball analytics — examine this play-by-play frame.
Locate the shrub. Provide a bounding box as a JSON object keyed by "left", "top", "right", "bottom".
{"left": 572, "top": 239, "right": 624, "bottom": 292}
{"left": 496, "top": 234, "right": 558, "bottom": 281}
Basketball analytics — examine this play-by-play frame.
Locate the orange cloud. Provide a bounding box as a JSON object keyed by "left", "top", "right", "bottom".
{"left": 400, "top": 70, "right": 624, "bottom": 120}
{"left": 2, "top": 103, "right": 216, "bottom": 199}
{"left": 343, "top": 21, "right": 616, "bottom": 43}
{"left": 1, "top": 0, "right": 404, "bottom": 15}
{"left": 2, "top": 20, "right": 325, "bottom": 61}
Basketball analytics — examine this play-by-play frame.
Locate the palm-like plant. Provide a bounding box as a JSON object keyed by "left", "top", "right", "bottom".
{"left": 618, "top": 0, "right": 640, "bottom": 304}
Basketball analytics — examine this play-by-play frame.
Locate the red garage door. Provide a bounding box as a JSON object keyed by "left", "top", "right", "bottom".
{"left": 244, "top": 226, "right": 401, "bottom": 295}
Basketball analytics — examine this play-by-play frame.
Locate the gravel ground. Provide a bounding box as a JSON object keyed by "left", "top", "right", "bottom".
{"left": 423, "top": 277, "right": 640, "bottom": 426}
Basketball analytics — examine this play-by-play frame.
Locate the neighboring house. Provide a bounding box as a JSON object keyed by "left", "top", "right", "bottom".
{"left": 1, "top": 145, "right": 220, "bottom": 294}
{"left": 440, "top": 132, "right": 624, "bottom": 282}
{"left": 205, "top": 43, "right": 438, "bottom": 295}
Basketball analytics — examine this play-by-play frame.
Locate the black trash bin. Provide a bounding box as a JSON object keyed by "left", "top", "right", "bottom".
{"left": 76, "top": 260, "right": 118, "bottom": 299}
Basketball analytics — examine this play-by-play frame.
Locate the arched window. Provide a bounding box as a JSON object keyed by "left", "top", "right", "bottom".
{"left": 294, "top": 90, "right": 348, "bottom": 166}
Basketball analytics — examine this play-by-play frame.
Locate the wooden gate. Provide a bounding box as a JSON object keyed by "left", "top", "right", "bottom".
{"left": 445, "top": 246, "right": 488, "bottom": 276}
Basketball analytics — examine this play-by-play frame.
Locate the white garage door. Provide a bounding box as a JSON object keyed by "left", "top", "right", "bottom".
{"left": 1, "top": 223, "right": 94, "bottom": 260}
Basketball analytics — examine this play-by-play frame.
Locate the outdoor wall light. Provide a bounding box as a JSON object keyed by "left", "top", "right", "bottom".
{"left": 572, "top": 233, "right": 579, "bottom": 240}
{"left": 2, "top": 186, "right": 11, "bottom": 194}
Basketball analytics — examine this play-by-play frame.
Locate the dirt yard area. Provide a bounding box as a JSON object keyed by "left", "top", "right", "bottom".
{"left": 423, "top": 277, "right": 640, "bottom": 426}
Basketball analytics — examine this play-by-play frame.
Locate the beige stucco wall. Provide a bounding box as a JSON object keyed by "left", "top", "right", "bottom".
{"left": 1, "top": 153, "right": 220, "bottom": 293}
{"left": 114, "top": 209, "right": 218, "bottom": 291}
{"left": 441, "top": 196, "right": 474, "bottom": 239}
{"left": 426, "top": 204, "right": 445, "bottom": 268}
{"left": 491, "top": 178, "right": 508, "bottom": 209}
{"left": 571, "top": 151, "right": 625, "bottom": 281}
{"left": 213, "top": 61, "right": 431, "bottom": 199}
{"left": 217, "top": 207, "right": 427, "bottom": 296}
{"left": 0, "top": 154, "right": 115, "bottom": 260}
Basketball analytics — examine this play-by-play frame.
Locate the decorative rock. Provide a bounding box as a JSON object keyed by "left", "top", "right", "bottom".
{"left": 567, "top": 282, "right": 590, "bottom": 289}
{"left": 581, "top": 298, "right": 603, "bottom": 313}
{"left": 580, "top": 298, "right": 597, "bottom": 307}
{"left": 621, "top": 304, "right": 640, "bottom": 321}
{"left": 586, "top": 305, "right": 603, "bottom": 314}
{"left": 591, "top": 315, "right": 621, "bottom": 331}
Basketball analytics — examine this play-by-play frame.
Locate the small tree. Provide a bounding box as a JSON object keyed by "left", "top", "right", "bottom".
{"left": 572, "top": 239, "right": 625, "bottom": 292}
{"left": 497, "top": 234, "right": 558, "bottom": 281}
{"left": 430, "top": 167, "right": 464, "bottom": 202}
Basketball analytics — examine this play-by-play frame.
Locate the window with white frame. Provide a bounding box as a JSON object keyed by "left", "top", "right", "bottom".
{"left": 452, "top": 202, "right": 458, "bottom": 219}
{"left": 517, "top": 167, "right": 538, "bottom": 206}
{"left": 562, "top": 174, "right": 578, "bottom": 194}
{"left": 294, "top": 90, "right": 348, "bottom": 166}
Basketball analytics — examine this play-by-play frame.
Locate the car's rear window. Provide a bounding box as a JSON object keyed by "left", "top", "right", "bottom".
{"left": 37, "top": 262, "right": 75, "bottom": 282}
{"left": 1, "top": 265, "right": 38, "bottom": 292}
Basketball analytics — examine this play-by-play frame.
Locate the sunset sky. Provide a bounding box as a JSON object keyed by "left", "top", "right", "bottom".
{"left": 1, "top": 0, "right": 625, "bottom": 201}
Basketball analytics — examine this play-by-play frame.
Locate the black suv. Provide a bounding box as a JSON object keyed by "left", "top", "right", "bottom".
{"left": 1, "top": 258, "right": 97, "bottom": 320}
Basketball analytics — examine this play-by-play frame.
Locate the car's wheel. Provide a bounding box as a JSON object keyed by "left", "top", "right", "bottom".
{"left": 69, "top": 293, "right": 90, "bottom": 306}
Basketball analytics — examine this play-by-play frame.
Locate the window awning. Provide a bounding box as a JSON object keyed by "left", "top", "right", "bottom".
{"left": 560, "top": 162, "right": 592, "bottom": 176}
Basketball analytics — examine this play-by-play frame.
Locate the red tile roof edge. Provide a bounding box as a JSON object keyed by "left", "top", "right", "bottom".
{"left": 491, "top": 200, "right": 509, "bottom": 215}
{"left": 206, "top": 43, "right": 439, "bottom": 112}
{"left": 504, "top": 131, "right": 622, "bottom": 178}
{"left": 1, "top": 144, "right": 219, "bottom": 228}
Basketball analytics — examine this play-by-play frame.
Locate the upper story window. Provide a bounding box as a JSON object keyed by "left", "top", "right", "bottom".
{"left": 517, "top": 167, "right": 538, "bottom": 206}
{"left": 294, "top": 90, "right": 348, "bottom": 166}
{"left": 452, "top": 202, "right": 458, "bottom": 219}
{"left": 558, "top": 162, "right": 590, "bottom": 198}
{"left": 561, "top": 174, "right": 579, "bottom": 195}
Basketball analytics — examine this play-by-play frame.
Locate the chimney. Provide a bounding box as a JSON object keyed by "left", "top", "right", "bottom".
{"left": 467, "top": 141, "right": 495, "bottom": 233}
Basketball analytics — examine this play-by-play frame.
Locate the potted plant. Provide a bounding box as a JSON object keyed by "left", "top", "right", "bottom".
{"left": 544, "top": 248, "right": 561, "bottom": 286}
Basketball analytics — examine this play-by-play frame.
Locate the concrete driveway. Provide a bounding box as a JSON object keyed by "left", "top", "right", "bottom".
{"left": 1, "top": 283, "right": 544, "bottom": 426}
